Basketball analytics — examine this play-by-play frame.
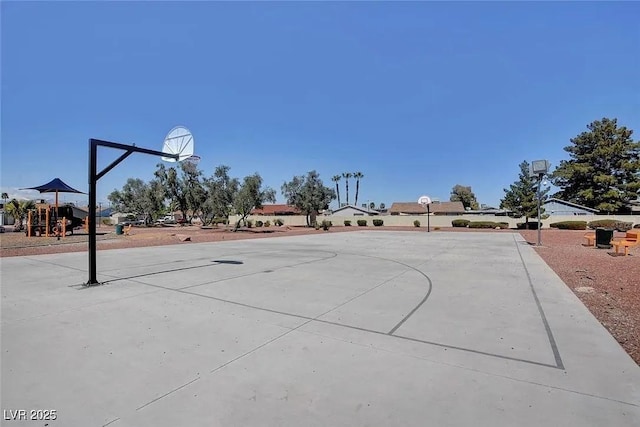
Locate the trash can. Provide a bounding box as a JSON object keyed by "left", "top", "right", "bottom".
{"left": 595, "top": 228, "right": 614, "bottom": 248}
{"left": 115, "top": 224, "right": 123, "bottom": 235}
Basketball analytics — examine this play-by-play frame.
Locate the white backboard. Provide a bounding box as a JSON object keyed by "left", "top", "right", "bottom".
{"left": 161, "top": 126, "right": 194, "bottom": 162}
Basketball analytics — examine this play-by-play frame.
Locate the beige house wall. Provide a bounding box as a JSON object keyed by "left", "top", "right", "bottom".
{"left": 229, "top": 214, "right": 640, "bottom": 229}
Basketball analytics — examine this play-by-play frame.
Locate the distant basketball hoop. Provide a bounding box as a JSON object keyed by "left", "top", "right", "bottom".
{"left": 418, "top": 195, "right": 432, "bottom": 232}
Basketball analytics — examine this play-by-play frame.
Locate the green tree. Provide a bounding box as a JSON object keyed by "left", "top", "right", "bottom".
{"left": 551, "top": 118, "right": 640, "bottom": 212}
{"left": 233, "top": 173, "right": 276, "bottom": 230}
{"left": 201, "top": 165, "right": 239, "bottom": 225}
{"left": 342, "top": 172, "right": 352, "bottom": 205}
{"left": 154, "top": 161, "right": 206, "bottom": 223}
{"left": 500, "top": 161, "right": 548, "bottom": 223}
{"left": 353, "top": 172, "right": 364, "bottom": 206}
{"left": 450, "top": 184, "right": 480, "bottom": 210}
{"left": 154, "top": 164, "right": 187, "bottom": 222}
{"left": 146, "top": 178, "right": 167, "bottom": 223}
{"left": 282, "top": 171, "right": 336, "bottom": 227}
{"left": 108, "top": 178, "right": 163, "bottom": 224}
{"left": 369, "top": 201, "right": 376, "bottom": 210}
{"left": 379, "top": 202, "right": 386, "bottom": 210}
{"left": 5, "top": 199, "right": 35, "bottom": 231}
{"left": 332, "top": 175, "right": 342, "bottom": 207}
{"left": 181, "top": 161, "right": 206, "bottom": 223}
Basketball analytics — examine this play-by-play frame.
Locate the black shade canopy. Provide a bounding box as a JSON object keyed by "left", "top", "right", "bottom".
{"left": 23, "top": 178, "right": 84, "bottom": 194}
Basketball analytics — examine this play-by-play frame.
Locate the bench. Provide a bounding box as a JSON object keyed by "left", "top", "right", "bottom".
{"left": 584, "top": 233, "right": 596, "bottom": 246}
{"left": 611, "top": 230, "right": 639, "bottom": 256}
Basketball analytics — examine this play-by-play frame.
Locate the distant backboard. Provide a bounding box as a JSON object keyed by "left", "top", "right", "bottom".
{"left": 418, "top": 195, "right": 431, "bottom": 206}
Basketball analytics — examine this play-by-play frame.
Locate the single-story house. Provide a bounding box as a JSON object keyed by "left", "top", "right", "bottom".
{"left": 543, "top": 198, "right": 599, "bottom": 215}
{"left": 251, "top": 204, "right": 301, "bottom": 216}
{"left": 389, "top": 201, "right": 465, "bottom": 216}
{"left": 464, "top": 206, "right": 513, "bottom": 216}
{"left": 627, "top": 198, "right": 640, "bottom": 213}
{"left": 330, "top": 205, "right": 379, "bottom": 216}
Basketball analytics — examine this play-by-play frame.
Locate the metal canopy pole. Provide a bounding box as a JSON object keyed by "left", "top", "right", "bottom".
{"left": 86, "top": 138, "right": 178, "bottom": 286}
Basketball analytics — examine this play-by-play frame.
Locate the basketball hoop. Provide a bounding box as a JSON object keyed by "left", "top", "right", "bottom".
{"left": 418, "top": 195, "right": 432, "bottom": 232}
{"left": 185, "top": 155, "right": 201, "bottom": 165}
{"left": 161, "top": 126, "right": 194, "bottom": 162}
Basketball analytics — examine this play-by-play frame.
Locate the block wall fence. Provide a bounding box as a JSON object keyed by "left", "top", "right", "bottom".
{"left": 228, "top": 214, "right": 640, "bottom": 229}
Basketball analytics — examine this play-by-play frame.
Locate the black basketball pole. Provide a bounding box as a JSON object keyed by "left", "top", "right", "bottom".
{"left": 86, "top": 138, "right": 178, "bottom": 286}
{"left": 88, "top": 139, "right": 97, "bottom": 285}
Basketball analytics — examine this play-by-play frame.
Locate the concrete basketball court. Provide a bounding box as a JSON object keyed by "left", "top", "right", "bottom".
{"left": 2, "top": 231, "right": 639, "bottom": 426}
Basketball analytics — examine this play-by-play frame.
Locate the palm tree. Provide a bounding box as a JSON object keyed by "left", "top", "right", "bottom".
{"left": 379, "top": 202, "right": 386, "bottom": 210}
{"left": 342, "top": 172, "right": 352, "bottom": 205}
{"left": 353, "top": 172, "right": 364, "bottom": 206}
{"left": 5, "top": 199, "right": 35, "bottom": 231}
{"left": 331, "top": 175, "right": 342, "bottom": 207}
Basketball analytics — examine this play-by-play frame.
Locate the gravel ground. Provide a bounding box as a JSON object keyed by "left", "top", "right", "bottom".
{"left": 1, "top": 225, "right": 638, "bottom": 364}
{"left": 519, "top": 229, "right": 640, "bottom": 365}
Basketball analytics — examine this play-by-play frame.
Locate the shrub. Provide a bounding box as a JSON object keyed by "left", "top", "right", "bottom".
{"left": 634, "top": 223, "right": 640, "bottom": 229}
{"left": 246, "top": 219, "right": 253, "bottom": 228}
{"left": 213, "top": 217, "right": 228, "bottom": 225}
{"left": 497, "top": 222, "right": 510, "bottom": 229}
{"left": 614, "top": 221, "right": 633, "bottom": 232}
{"left": 452, "top": 219, "right": 470, "bottom": 228}
{"left": 516, "top": 222, "right": 542, "bottom": 230}
{"left": 274, "top": 218, "right": 284, "bottom": 226}
{"left": 585, "top": 219, "right": 631, "bottom": 232}
{"left": 321, "top": 220, "right": 331, "bottom": 231}
{"left": 587, "top": 219, "right": 617, "bottom": 230}
{"left": 255, "top": 220, "right": 263, "bottom": 227}
{"left": 102, "top": 219, "right": 111, "bottom": 226}
{"left": 373, "top": 219, "right": 384, "bottom": 227}
{"left": 549, "top": 221, "right": 587, "bottom": 230}
{"left": 468, "top": 221, "right": 500, "bottom": 229}
{"left": 434, "top": 227, "right": 441, "bottom": 231}
{"left": 344, "top": 220, "right": 352, "bottom": 226}
{"left": 357, "top": 219, "right": 367, "bottom": 227}
{"left": 413, "top": 220, "right": 420, "bottom": 227}
{"left": 264, "top": 220, "right": 271, "bottom": 227}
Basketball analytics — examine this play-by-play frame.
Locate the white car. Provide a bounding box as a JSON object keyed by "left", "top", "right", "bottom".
{"left": 156, "top": 216, "right": 176, "bottom": 224}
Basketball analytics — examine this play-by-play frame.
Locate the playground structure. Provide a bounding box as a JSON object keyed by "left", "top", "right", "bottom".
{"left": 25, "top": 204, "right": 86, "bottom": 237}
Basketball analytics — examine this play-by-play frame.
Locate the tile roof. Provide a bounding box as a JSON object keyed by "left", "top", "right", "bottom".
{"left": 251, "top": 204, "right": 301, "bottom": 215}
{"left": 389, "top": 201, "right": 465, "bottom": 214}
{"left": 332, "top": 205, "right": 379, "bottom": 215}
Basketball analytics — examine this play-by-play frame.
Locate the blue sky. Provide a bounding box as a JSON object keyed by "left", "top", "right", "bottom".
{"left": 2, "top": 1, "right": 639, "bottom": 209}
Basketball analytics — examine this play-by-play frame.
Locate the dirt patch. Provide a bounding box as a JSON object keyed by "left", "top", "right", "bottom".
{"left": 0, "top": 224, "right": 355, "bottom": 257}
